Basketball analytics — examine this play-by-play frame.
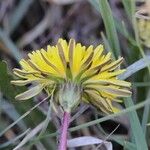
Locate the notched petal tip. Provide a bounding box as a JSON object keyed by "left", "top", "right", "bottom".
{"left": 11, "top": 80, "right": 16, "bottom": 84}
{"left": 13, "top": 68, "right": 20, "bottom": 73}
{"left": 57, "top": 42, "right": 67, "bottom": 68}
{"left": 69, "top": 38, "right": 75, "bottom": 43}
{"left": 11, "top": 80, "right": 32, "bottom": 86}
{"left": 69, "top": 38, "right": 75, "bottom": 65}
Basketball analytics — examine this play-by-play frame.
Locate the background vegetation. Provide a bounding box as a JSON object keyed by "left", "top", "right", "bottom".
{"left": 0, "top": 0, "right": 150, "bottom": 149}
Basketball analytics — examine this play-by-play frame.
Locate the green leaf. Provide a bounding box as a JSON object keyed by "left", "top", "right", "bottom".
{"left": 0, "top": 61, "right": 56, "bottom": 149}
{"left": 101, "top": 32, "right": 115, "bottom": 59}
{"left": 122, "top": 0, "right": 134, "bottom": 20}
{"left": 0, "top": 61, "right": 19, "bottom": 100}
{"left": 89, "top": 0, "right": 120, "bottom": 58}
{"left": 0, "top": 61, "right": 44, "bottom": 128}
{"left": 124, "top": 98, "right": 148, "bottom": 150}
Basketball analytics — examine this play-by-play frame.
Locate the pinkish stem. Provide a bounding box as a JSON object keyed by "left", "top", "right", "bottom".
{"left": 58, "top": 111, "right": 70, "bottom": 150}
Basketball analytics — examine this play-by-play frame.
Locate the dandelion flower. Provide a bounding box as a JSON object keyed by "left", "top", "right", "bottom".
{"left": 11, "top": 38, "right": 131, "bottom": 113}
{"left": 136, "top": 1, "right": 150, "bottom": 48}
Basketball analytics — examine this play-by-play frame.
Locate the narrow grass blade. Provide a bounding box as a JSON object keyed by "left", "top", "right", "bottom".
{"left": 38, "top": 103, "right": 51, "bottom": 136}
{"left": 32, "top": 98, "right": 150, "bottom": 142}
{"left": 13, "top": 122, "right": 45, "bottom": 150}
{"left": 114, "top": 20, "right": 137, "bottom": 47}
{"left": 122, "top": 0, "right": 134, "bottom": 20}
{"left": 0, "top": 29, "right": 22, "bottom": 61}
{"left": 89, "top": 0, "right": 120, "bottom": 58}
{"left": 9, "top": 0, "right": 34, "bottom": 34}
{"left": 101, "top": 32, "right": 115, "bottom": 59}
{"left": 142, "top": 103, "right": 150, "bottom": 134}
{"left": 71, "top": 105, "right": 89, "bottom": 122}
{"left": 142, "top": 90, "right": 150, "bottom": 134}
{"left": 0, "top": 97, "right": 49, "bottom": 137}
{"left": 132, "top": 82, "right": 150, "bottom": 87}
{"left": 0, "top": 129, "right": 30, "bottom": 149}
{"left": 124, "top": 98, "right": 148, "bottom": 150}
{"left": 118, "top": 55, "right": 150, "bottom": 80}
{"left": 1, "top": 99, "right": 27, "bottom": 131}
{"left": 111, "top": 136, "right": 136, "bottom": 150}
{"left": 67, "top": 136, "right": 112, "bottom": 149}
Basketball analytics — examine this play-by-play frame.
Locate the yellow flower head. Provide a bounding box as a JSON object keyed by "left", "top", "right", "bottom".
{"left": 136, "top": 1, "right": 150, "bottom": 48}
{"left": 11, "top": 39, "right": 131, "bottom": 113}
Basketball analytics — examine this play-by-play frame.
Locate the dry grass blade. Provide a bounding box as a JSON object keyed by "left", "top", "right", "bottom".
{"left": 71, "top": 105, "right": 89, "bottom": 122}
{"left": 67, "top": 136, "right": 112, "bottom": 149}
{"left": 9, "top": 0, "right": 34, "bottom": 34}
{"left": 0, "top": 28, "right": 22, "bottom": 61}
{"left": 18, "top": 9, "right": 52, "bottom": 48}
{"left": 96, "top": 124, "right": 120, "bottom": 150}
{"left": 0, "top": 129, "right": 30, "bottom": 149}
{"left": 13, "top": 122, "right": 45, "bottom": 150}
{"left": 31, "top": 98, "right": 150, "bottom": 143}
{"left": 0, "top": 96, "right": 49, "bottom": 137}
{"left": 118, "top": 55, "right": 150, "bottom": 80}
{"left": 1, "top": 99, "right": 27, "bottom": 131}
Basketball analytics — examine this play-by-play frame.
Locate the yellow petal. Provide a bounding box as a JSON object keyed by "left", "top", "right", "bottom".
{"left": 15, "top": 84, "right": 44, "bottom": 100}
{"left": 84, "top": 78, "right": 131, "bottom": 87}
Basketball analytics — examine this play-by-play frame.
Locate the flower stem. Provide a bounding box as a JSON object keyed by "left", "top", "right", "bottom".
{"left": 58, "top": 111, "right": 70, "bottom": 150}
